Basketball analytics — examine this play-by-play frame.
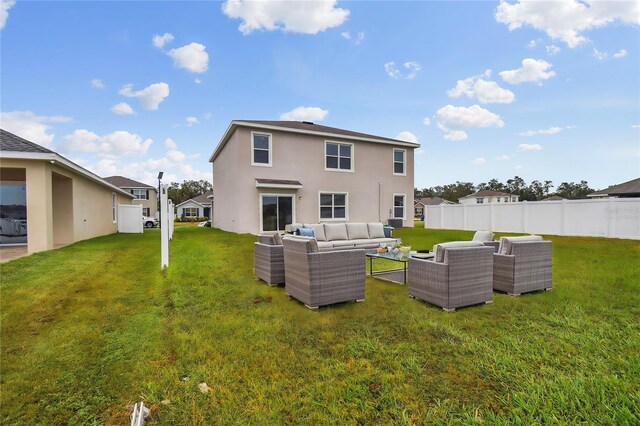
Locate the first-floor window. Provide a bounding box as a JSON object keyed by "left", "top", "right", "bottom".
{"left": 320, "top": 192, "right": 347, "bottom": 220}
{"left": 112, "top": 193, "right": 117, "bottom": 223}
{"left": 142, "top": 207, "right": 150, "bottom": 217}
{"left": 393, "top": 194, "right": 405, "bottom": 219}
{"left": 184, "top": 207, "right": 198, "bottom": 217}
{"left": 477, "top": 198, "right": 484, "bottom": 204}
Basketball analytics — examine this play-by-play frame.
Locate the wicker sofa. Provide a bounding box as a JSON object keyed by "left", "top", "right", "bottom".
{"left": 287, "top": 222, "right": 399, "bottom": 251}
{"left": 408, "top": 242, "right": 494, "bottom": 311}
{"left": 282, "top": 236, "right": 366, "bottom": 309}
{"left": 493, "top": 236, "right": 552, "bottom": 295}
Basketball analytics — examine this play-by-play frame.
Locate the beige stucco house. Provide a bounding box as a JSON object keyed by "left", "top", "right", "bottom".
{"left": 459, "top": 190, "right": 519, "bottom": 205}
{"left": 209, "top": 120, "right": 419, "bottom": 234}
{"left": 0, "top": 129, "right": 134, "bottom": 254}
{"left": 104, "top": 175, "right": 158, "bottom": 217}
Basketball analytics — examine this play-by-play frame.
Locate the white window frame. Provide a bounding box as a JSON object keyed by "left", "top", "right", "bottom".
{"left": 393, "top": 148, "right": 406, "bottom": 176}
{"left": 183, "top": 207, "right": 199, "bottom": 218}
{"left": 392, "top": 193, "right": 406, "bottom": 220}
{"left": 251, "top": 131, "right": 272, "bottom": 167}
{"left": 318, "top": 191, "right": 349, "bottom": 222}
{"left": 259, "top": 193, "right": 296, "bottom": 233}
{"left": 324, "top": 141, "right": 354, "bottom": 173}
{"left": 142, "top": 207, "right": 151, "bottom": 217}
{"left": 132, "top": 189, "right": 148, "bottom": 200}
{"left": 477, "top": 198, "right": 484, "bottom": 204}
{"left": 112, "top": 193, "right": 117, "bottom": 223}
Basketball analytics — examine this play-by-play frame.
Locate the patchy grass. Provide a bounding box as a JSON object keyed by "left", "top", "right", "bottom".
{"left": 1, "top": 227, "right": 639, "bottom": 424}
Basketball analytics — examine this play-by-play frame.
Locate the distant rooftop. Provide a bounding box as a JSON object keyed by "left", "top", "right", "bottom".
{"left": 192, "top": 190, "right": 213, "bottom": 204}
{"left": 104, "top": 175, "right": 155, "bottom": 189}
{"left": 461, "top": 190, "right": 514, "bottom": 198}
{"left": 416, "top": 197, "right": 456, "bottom": 206}
{"left": 0, "top": 129, "right": 55, "bottom": 154}
{"left": 588, "top": 178, "right": 640, "bottom": 197}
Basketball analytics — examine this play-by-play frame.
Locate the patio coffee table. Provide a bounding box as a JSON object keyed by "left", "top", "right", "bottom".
{"left": 366, "top": 251, "right": 434, "bottom": 284}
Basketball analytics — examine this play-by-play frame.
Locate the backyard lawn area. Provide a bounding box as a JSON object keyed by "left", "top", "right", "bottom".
{"left": 1, "top": 226, "right": 639, "bottom": 424}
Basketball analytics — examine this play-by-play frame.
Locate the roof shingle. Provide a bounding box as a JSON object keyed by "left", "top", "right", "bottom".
{"left": 104, "top": 176, "right": 156, "bottom": 189}
{"left": 0, "top": 129, "right": 55, "bottom": 154}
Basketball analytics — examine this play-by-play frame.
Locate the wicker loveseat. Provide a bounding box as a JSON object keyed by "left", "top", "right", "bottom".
{"left": 408, "top": 242, "right": 494, "bottom": 311}
{"left": 282, "top": 236, "right": 366, "bottom": 309}
{"left": 288, "top": 222, "right": 399, "bottom": 251}
{"left": 493, "top": 236, "right": 552, "bottom": 295}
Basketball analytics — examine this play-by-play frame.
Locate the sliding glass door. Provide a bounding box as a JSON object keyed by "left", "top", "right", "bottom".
{"left": 261, "top": 195, "right": 293, "bottom": 232}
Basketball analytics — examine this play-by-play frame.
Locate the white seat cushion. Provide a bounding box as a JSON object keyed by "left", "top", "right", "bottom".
{"left": 324, "top": 223, "right": 348, "bottom": 241}
{"left": 367, "top": 222, "right": 385, "bottom": 239}
{"left": 346, "top": 223, "right": 369, "bottom": 240}
{"left": 304, "top": 223, "right": 326, "bottom": 241}
{"left": 332, "top": 240, "right": 355, "bottom": 248}
{"left": 317, "top": 241, "right": 334, "bottom": 251}
{"left": 498, "top": 235, "right": 543, "bottom": 255}
{"left": 472, "top": 230, "right": 494, "bottom": 242}
{"left": 433, "top": 241, "right": 484, "bottom": 262}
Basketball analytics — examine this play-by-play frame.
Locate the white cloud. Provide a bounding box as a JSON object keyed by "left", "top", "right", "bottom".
{"left": 631, "top": 124, "right": 640, "bottom": 129}
{"left": 280, "top": 106, "right": 329, "bottom": 122}
{"left": 119, "top": 82, "right": 170, "bottom": 111}
{"left": 435, "top": 104, "right": 505, "bottom": 141}
{"left": 515, "top": 164, "right": 524, "bottom": 170}
{"left": 0, "top": 111, "right": 71, "bottom": 147}
{"left": 164, "top": 138, "right": 178, "bottom": 150}
{"left": 222, "top": 0, "right": 349, "bottom": 34}
{"left": 499, "top": 58, "right": 556, "bottom": 84}
{"left": 613, "top": 49, "right": 628, "bottom": 59}
{"left": 341, "top": 31, "right": 350, "bottom": 40}
{"left": 1, "top": 0, "right": 15, "bottom": 30}
{"left": 546, "top": 44, "right": 560, "bottom": 55}
{"left": 167, "top": 43, "right": 209, "bottom": 73}
{"left": 496, "top": 154, "right": 511, "bottom": 161}
{"left": 395, "top": 131, "right": 418, "bottom": 143}
{"left": 472, "top": 157, "right": 486, "bottom": 165}
{"left": 152, "top": 32, "right": 174, "bottom": 49}
{"left": 110, "top": 102, "right": 136, "bottom": 115}
{"left": 355, "top": 31, "right": 365, "bottom": 44}
{"left": 423, "top": 117, "right": 431, "bottom": 126}
{"left": 341, "top": 30, "right": 365, "bottom": 45}
{"left": 384, "top": 61, "right": 422, "bottom": 79}
{"left": 593, "top": 48, "right": 608, "bottom": 60}
{"left": 518, "top": 143, "right": 543, "bottom": 151}
{"left": 526, "top": 39, "right": 538, "bottom": 49}
{"left": 185, "top": 116, "right": 199, "bottom": 127}
{"left": 384, "top": 62, "right": 401, "bottom": 79}
{"left": 167, "top": 149, "right": 186, "bottom": 162}
{"left": 194, "top": 78, "right": 202, "bottom": 84}
{"left": 518, "top": 125, "right": 575, "bottom": 136}
{"left": 62, "top": 129, "right": 153, "bottom": 156}
{"left": 404, "top": 62, "right": 422, "bottom": 79}
{"left": 203, "top": 112, "right": 213, "bottom": 120}
{"left": 495, "top": 0, "right": 640, "bottom": 48}
{"left": 91, "top": 79, "right": 105, "bottom": 89}
{"left": 447, "top": 71, "right": 515, "bottom": 104}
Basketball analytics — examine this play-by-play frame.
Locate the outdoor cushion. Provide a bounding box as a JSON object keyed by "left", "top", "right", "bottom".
{"left": 332, "top": 240, "right": 355, "bottom": 248}
{"left": 304, "top": 224, "right": 326, "bottom": 241}
{"left": 273, "top": 233, "right": 283, "bottom": 245}
{"left": 433, "top": 241, "right": 484, "bottom": 263}
{"left": 299, "top": 228, "right": 315, "bottom": 237}
{"left": 317, "top": 241, "right": 334, "bottom": 251}
{"left": 324, "top": 223, "right": 348, "bottom": 241}
{"left": 370, "top": 238, "right": 399, "bottom": 245}
{"left": 346, "top": 223, "right": 369, "bottom": 240}
{"left": 498, "top": 235, "right": 543, "bottom": 255}
{"left": 350, "top": 239, "right": 380, "bottom": 249}
{"left": 472, "top": 230, "right": 494, "bottom": 242}
{"left": 367, "top": 222, "right": 386, "bottom": 239}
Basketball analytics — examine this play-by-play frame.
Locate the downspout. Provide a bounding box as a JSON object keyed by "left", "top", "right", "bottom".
{"left": 378, "top": 182, "right": 382, "bottom": 222}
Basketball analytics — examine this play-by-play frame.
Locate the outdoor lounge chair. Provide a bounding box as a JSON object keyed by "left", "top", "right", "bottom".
{"left": 282, "top": 236, "right": 365, "bottom": 309}
{"left": 254, "top": 234, "right": 285, "bottom": 285}
{"left": 408, "top": 242, "right": 494, "bottom": 311}
{"left": 493, "top": 236, "right": 552, "bottom": 295}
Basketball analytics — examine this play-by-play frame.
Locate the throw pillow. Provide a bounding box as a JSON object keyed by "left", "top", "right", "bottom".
{"left": 273, "top": 232, "right": 283, "bottom": 245}
{"left": 324, "top": 223, "right": 348, "bottom": 241}
{"left": 367, "top": 223, "right": 386, "bottom": 239}
{"left": 299, "top": 227, "right": 315, "bottom": 237}
{"left": 346, "top": 223, "right": 369, "bottom": 240}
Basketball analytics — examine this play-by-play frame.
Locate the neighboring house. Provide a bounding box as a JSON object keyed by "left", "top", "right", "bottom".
{"left": 542, "top": 195, "right": 566, "bottom": 201}
{"left": 459, "top": 190, "right": 519, "bottom": 205}
{"left": 0, "top": 129, "right": 134, "bottom": 253}
{"left": 414, "top": 197, "right": 455, "bottom": 217}
{"left": 103, "top": 175, "right": 158, "bottom": 218}
{"left": 587, "top": 178, "right": 640, "bottom": 199}
{"left": 209, "top": 120, "right": 419, "bottom": 234}
{"left": 176, "top": 190, "right": 213, "bottom": 219}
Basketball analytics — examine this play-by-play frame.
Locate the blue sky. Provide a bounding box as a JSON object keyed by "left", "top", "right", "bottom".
{"left": 1, "top": 0, "right": 638, "bottom": 190}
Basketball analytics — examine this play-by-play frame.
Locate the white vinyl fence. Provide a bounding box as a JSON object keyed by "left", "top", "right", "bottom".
{"left": 117, "top": 204, "right": 143, "bottom": 233}
{"left": 425, "top": 198, "right": 640, "bottom": 240}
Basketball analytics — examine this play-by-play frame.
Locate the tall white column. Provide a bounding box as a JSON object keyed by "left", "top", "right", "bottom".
{"left": 160, "top": 184, "right": 169, "bottom": 269}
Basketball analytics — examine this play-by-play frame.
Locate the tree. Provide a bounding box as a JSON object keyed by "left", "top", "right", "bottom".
{"left": 529, "top": 180, "right": 554, "bottom": 200}
{"left": 554, "top": 181, "right": 594, "bottom": 199}
{"left": 167, "top": 180, "right": 212, "bottom": 204}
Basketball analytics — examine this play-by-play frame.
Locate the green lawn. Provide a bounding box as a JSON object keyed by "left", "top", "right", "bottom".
{"left": 1, "top": 227, "right": 639, "bottom": 424}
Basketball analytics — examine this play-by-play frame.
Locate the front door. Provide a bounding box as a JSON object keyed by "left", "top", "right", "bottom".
{"left": 261, "top": 195, "right": 293, "bottom": 232}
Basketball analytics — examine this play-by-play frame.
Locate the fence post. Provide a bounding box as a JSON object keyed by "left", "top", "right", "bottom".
{"left": 522, "top": 201, "right": 528, "bottom": 233}
{"left": 490, "top": 203, "right": 495, "bottom": 231}
{"left": 160, "top": 184, "right": 169, "bottom": 269}
{"left": 463, "top": 203, "right": 467, "bottom": 230}
{"left": 606, "top": 198, "right": 614, "bottom": 238}
{"left": 440, "top": 204, "right": 444, "bottom": 229}
{"left": 560, "top": 199, "right": 567, "bottom": 236}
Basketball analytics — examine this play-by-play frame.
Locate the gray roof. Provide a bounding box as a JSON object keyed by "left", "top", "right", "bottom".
{"left": 542, "top": 195, "right": 566, "bottom": 201}
{"left": 192, "top": 190, "right": 213, "bottom": 204}
{"left": 416, "top": 197, "right": 456, "bottom": 206}
{"left": 255, "top": 178, "right": 303, "bottom": 186}
{"left": 588, "top": 178, "right": 640, "bottom": 197}
{"left": 104, "top": 175, "right": 155, "bottom": 189}
{"left": 0, "top": 129, "right": 55, "bottom": 153}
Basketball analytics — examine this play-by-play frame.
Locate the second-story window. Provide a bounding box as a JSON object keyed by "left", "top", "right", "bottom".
{"left": 325, "top": 142, "right": 353, "bottom": 172}
{"left": 252, "top": 132, "right": 272, "bottom": 166}
{"left": 132, "top": 189, "right": 148, "bottom": 200}
{"left": 393, "top": 148, "right": 406, "bottom": 175}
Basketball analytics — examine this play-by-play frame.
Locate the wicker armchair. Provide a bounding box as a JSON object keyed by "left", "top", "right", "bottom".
{"left": 493, "top": 238, "right": 552, "bottom": 295}
{"left": 408, "top": 246, "right": 494, "bottom": 311}
{"left": 254, "top": 235, "right": 284, "bottom": 285}
{"left": 283, "top": 237, "right": 365, "bottom": 309}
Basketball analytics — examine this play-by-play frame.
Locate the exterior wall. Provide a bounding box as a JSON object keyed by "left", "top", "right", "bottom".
{"left": 212, "top": 126, "right": 415, "bottom": 234}
{"left": 176, "top": 200, "right": 208, "bottom": 218}
{"left": 0, "top": 158, "right": 132, "bottom": 253}
{"left": 460, "top": 195, "right": 519, "bottom": 205}
{"left": 425, "top": 198, "right": 640, "bottom": 239}
{"left": 123, "top": 188, "right": 157, "bottom": 216}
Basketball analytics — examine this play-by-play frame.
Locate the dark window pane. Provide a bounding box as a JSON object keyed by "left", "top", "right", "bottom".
{"left": 334, "top": 194, "right": 345, "bottom": 206}
{"left": 320, "top": 207, "right": 333, "bottom": 219}
{"left": 326, "top": 156, "right": 338, "bottom": 169}
{"left": 320, "top": 194, "right": 332, "bottom": 206}
{"left": 339, "top": 158, "right": 351, "bottom": 170}
{"left": 326, "top": 143, "right": 338, "bottom": 156}
{"left": 278, "top": 197, "right": 292, "bottom": 231}
{"left": 394, "top": 150, "right": 404, "bottom": 162}
{"left": 253, "top": 134, "right": 269, "bottom": 149}
{"left": 254, "top": 149, "right": 269, "bottom": 164}
{"left": 394, "top": 207, "right": 403, "bottom": 218}
{"left": 394, "top": 196, "right": 404, "bottom": 206}
{"left": 334, "top": 207, "right": 346, "bottom": 218}
{"left": 339, "top": 144, "right": 351, "bottom": 157}
{"left": 394, "top": 162, "right": 404, "bottom": 174}
{"left": 262, "top": 196, "right": 277, "bottom": 231}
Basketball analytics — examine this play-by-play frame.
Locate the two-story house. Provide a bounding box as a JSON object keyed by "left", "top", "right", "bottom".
{"left": 458, "top": 190, "right": 519, "bottom": 205}
{"left": 209, "top": 120, "right": 419, "bottom": 234}
{"left": 103, "top": 176, "right": 158, "bottom": 217}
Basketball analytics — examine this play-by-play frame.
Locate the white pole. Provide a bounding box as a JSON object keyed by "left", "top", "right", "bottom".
{"left": 160, "top": 184, "right": 169, "bottom": 269}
